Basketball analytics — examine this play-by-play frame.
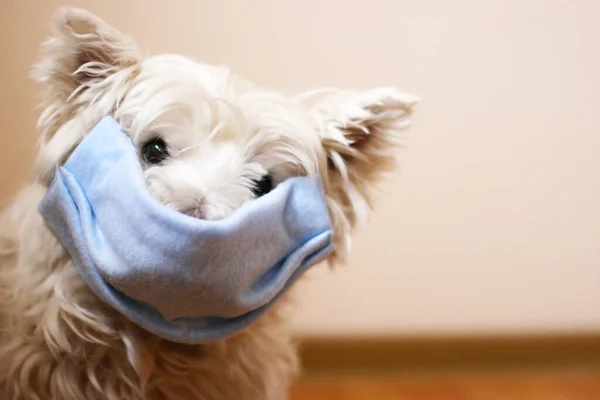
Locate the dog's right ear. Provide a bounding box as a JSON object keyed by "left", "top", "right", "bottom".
{"left": 33, "top": 7, "right": 139, "bottom": 104}
{"left": 32, "top": 8, "right": 140, "bottom": 185}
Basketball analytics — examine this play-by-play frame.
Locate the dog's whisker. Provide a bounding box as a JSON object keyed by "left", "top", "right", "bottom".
{"left": 175, "top": 123, "right": 226, "bottom": 156}
{"left": 175, "top": 144, "right": 201, "bottom": 156}
{"left": 207, "top": 122, "right": 225, "bottom": 141}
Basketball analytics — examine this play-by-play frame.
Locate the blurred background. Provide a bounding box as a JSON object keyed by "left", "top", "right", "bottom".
{"left": 1, "top": 1, "right": 599, "bottom": 399}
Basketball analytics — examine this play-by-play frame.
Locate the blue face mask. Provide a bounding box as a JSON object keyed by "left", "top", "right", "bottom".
{"left": 38, "top": 117, "right": 333, "bottom": 344}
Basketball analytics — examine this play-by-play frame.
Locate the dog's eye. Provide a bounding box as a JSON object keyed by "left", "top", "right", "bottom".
{"left": 142, "top": 137, "right": 169, "bottom": 164}
{"left": 252, "top": 173, "right": 273, "bottom": 197}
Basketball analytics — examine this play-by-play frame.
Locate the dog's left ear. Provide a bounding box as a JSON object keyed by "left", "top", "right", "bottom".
{"left": 304, "top": 87, "right": 419, "bottom": 264}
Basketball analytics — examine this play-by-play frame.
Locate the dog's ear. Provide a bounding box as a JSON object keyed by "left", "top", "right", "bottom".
{"left": 304, "top": 87, "right": 419, "bottom": 264}
{"left": 33, "top": 7, "right": 139, "bottom": 104}
{"left": 32, "top": 8, "right": 140, "bottom": 184}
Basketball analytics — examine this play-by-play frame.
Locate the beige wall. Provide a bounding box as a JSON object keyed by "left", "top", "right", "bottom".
{"left": 1, "top": 1, "right": 599, "bottom": 337}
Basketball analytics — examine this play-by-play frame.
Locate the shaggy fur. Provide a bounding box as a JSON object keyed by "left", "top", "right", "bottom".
{"left": 0, "top": 7, "right": 418, "bottom": 400}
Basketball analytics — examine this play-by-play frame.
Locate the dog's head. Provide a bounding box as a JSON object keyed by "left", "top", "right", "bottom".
{"left": 33, "top": 8, "right": 418, "bottom": 264}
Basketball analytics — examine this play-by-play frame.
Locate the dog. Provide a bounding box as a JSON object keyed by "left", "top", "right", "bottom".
{"left": 0, "top": 7, "right": 417, "bottom": 400}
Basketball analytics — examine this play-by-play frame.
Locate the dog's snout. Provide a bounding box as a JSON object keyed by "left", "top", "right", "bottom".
{"left": 180, "top": 195, "right": 206, "bottom": 219}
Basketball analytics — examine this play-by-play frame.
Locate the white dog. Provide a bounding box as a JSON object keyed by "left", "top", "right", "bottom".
{"left": 0, "top": 7, "right": 417, "bottom": 400}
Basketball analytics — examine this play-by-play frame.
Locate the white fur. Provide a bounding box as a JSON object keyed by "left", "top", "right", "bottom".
{"left": 0, "top": 7, "right": 418, "bottom": 400}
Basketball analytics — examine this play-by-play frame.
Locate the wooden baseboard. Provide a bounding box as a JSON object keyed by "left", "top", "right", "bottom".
{"left": 297, "top": 334, "right": 600, "bottom": 375}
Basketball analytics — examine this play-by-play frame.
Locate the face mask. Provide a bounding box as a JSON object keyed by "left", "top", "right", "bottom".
{"left": 38, "top": 117, "right": 333, "bottom": 344}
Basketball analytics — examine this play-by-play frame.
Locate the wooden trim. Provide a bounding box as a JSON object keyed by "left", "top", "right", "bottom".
{"left": 297, "top": 334, "right": 600, "bottom": 375}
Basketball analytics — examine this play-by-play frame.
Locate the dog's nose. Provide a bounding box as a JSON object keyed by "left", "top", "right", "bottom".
{"left": 192, "top": 208, "right": 206, "bottom": 220}
{"left": 181, "top": 197, "right": 206, "bottom": 219}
